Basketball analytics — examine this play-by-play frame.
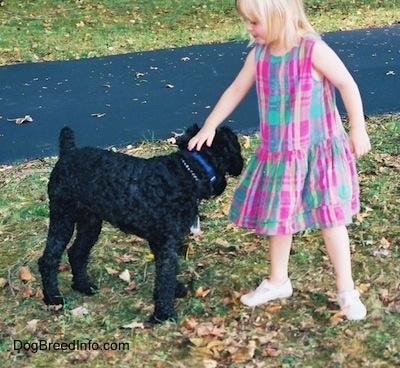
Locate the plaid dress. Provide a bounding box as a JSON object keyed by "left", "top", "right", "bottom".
{"left": 229, "top": 37, "right": 360, "bottom": 235}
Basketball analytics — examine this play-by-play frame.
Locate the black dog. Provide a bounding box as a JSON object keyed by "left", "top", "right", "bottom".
{"left": 38, "top": 124, "right": 243, "bottom": 322}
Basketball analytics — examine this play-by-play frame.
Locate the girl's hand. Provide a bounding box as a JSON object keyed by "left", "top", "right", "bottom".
{"left": 349, "top": 127, "right": 371, "bottom": 159}
{"left": 187, "top": 126, "right": 216, "bottom": 151}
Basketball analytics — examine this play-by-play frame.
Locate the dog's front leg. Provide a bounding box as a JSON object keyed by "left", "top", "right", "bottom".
{"left": 149, "top": 246, "right": 181, "bottom": 323}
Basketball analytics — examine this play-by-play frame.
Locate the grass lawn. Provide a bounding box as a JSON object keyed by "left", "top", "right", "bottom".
{"left": 1, "top": 1, "right": 399, "bottom": 367}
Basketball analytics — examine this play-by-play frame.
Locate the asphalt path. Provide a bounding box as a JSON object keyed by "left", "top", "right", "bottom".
{"left": 1, "top": 25, "right": 399, "bottom": 164}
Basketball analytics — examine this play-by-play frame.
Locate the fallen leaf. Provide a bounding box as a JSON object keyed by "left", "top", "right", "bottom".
{"left": 242, "top": 135, "right": 251, "bottom": 149}
{"left": 195, "top": 322, "right": 225, "bottom": 338}
{"left": 103, "top": 350, "right": 117, "bottom": 360}
{"left": 264, "top": 342, "right": 281, "bottom": 357}
{"left": 124, "top": 282, "right": 138, "bottom": 291}
{"left": 119, "top": 269, "right": 131, "bottom": 283}
{"left": 91, "top": 113, "right": 106, "bottom": 118}
{"left": 71, "top": 306, "right": 89, "bottom": 316}
{"left": 21, "top": 287, "right": 36, "bottom": 298}
{"left": 330, "top": 309, "right": 346, "bottom": 325}
{"left": 0, "top": 278, "right": 7, "bottom": 288}
{"left": 26, "top": 319, "right": 40, "bottom": 333}
{"left": 190, "top": 337, "right": 207, "bottom": 348}
{"left": 182, "top": 317, "right": 199, "bottom": 331}
{"left": 358, "top": 283, "right": 370, "bottom": 293}
{"left": 19, "top": 266, "right": 35, "bottom": 282}
{"left": 8, "top": 115, "right": 33, "bottom": 125}
{"left": 58, "top": 262, "right": 70, "bottom": 272}
{"left": 122, "top": 321, "right": 145, "bottom": 329}
{"left": 146, "top": 253, "right": 155, "bottom": 261}
{"left": 231, "top": 340, "right": 256, "bottom": 363}
{"left": 380, "top": 237, "right": 391, "bottom": 248}
{"left": 203, "top": 359, "right": 217, "bottom": 368}
{"left": 105, "top": 266, "right": 119, "bottom": 276}
{"left": 195, "top": 286, "right": 211, "bottom": 299}
{"left": 115, "top": 253, "right": 136, "bottom": 263}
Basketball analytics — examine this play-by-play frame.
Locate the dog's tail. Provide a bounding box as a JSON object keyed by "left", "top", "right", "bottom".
{"left": 59, "top": 126, "right": 76, "bottom": 156}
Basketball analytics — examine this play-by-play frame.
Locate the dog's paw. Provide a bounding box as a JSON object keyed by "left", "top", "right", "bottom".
{"left": 43, "top": 294, "right": 64, "bottom": 308}
{"left": 175, "top": 282, "right": 188, "bottom": 298}
{"left": 71, "top": 282, "right": 98, "bottom": 295}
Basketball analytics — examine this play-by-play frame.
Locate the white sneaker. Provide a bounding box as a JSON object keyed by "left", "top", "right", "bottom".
{"left": 337, "top": 290, "right": 367, "bottom": 320}
{"left": 240, "top": 279, "right": 293, "bottom": 307}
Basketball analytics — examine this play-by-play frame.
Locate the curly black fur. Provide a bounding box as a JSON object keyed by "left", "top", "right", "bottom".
{"left": 38, "top": 124, "right": 243, "bottom": 322}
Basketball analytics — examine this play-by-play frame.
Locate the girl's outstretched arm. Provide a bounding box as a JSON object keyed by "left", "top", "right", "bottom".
{"left": 188, "top": 48, "right": 256, "bottom": 151}
{"left": 312, "top": 40, "right": 371, "bottom": 158}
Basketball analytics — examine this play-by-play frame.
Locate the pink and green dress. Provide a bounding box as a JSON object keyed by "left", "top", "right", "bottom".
{"left": 229, "top": 37, "right": 360, "bottom": 235}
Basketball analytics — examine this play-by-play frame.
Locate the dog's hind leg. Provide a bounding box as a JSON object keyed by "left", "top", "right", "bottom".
{"left": 38, "top": 211, "right": 75, "bottom": 306}
{"left": 68, "top": 210, "right": 102, "bottom": 296}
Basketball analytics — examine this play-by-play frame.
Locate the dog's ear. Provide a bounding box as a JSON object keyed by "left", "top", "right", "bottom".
{"left": 175, "top": 124, "right": 200, "bottom": 149}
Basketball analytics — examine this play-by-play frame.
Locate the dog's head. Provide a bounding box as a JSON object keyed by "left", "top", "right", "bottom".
{"left": 176, "top": 124, "right": 244, "bottom": 197}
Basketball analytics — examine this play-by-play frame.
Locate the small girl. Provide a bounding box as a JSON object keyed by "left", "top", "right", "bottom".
{"left": 188, "top": 0, "right": 371, "bottom": 320}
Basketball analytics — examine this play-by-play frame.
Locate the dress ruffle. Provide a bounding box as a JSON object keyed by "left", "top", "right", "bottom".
{"left": 229, "top": 133, "right": 359, "bottom": 235}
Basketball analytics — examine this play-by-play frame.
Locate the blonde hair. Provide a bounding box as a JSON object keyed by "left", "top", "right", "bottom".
{"left": 236, "top": 0, "right": 318, "bottom": 48}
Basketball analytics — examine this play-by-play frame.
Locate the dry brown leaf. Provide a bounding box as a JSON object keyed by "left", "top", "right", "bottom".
{"left": 380, "top": 237, "right": 391, "bottom": 248}
{"left": 36, "top": 288, "right": 44, "bottom": 300}
{"left": 105, "top": 266, "right": 119, "bottom": 276}
{"left": 58, "top": 262, "right": 70, "bottom": 272}
{"left": 115, "top": 253, "right": 136, "bottom": 263}
{"left": 19, "top": 266, "right": 35, "bottom": 282}
{"left": 124, "top": 282, "right": 138, "bottom": 291}
{"left": 264, "top": 342, "right": 281, "bottom": 357}
{"left": 0, "top": 278, "right": 7, "bottom": 288}
{"left": 206, "top": 339, "right": 225, "bottom": 358}
{"left": 21, "top": 287, "right": 36, "bottom": 298}
{"left": 195, "top": 286, "right": 211, "bottom": 299}
{"left": 330, "top": 309, "right": 346, "bottom": 325}
{"left": 358, "top": 283, "right": 370, "bottom": 293}
{"left": 182, "top": 317, "right": 199, "bottom": 331}
{"left": 190, "top": 337, "right": 207, "bottom": 348}
{"left": 195, "top": 322, "right": 225, "bottom": 338}
{"left": 264, "top": 304, "right": 283, "bottom": 313}
{"left": 102, "top": 350, "right": 117, "bottom": 360}
{"left": 230, "top": 340, "right": 256, "bottom": 363}
{"left": 242, "top": 135, "right": 251, "bottom": 149}
{"left": 26, "top": 319, "right": 40, "bottom": 333}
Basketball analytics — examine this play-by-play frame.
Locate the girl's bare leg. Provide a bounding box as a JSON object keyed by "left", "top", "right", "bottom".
{"left": 322, "top": 225, "right": 354, "bottom": 292}
{"left": 269, "top": 234, "right": 293, "bottom": 285}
